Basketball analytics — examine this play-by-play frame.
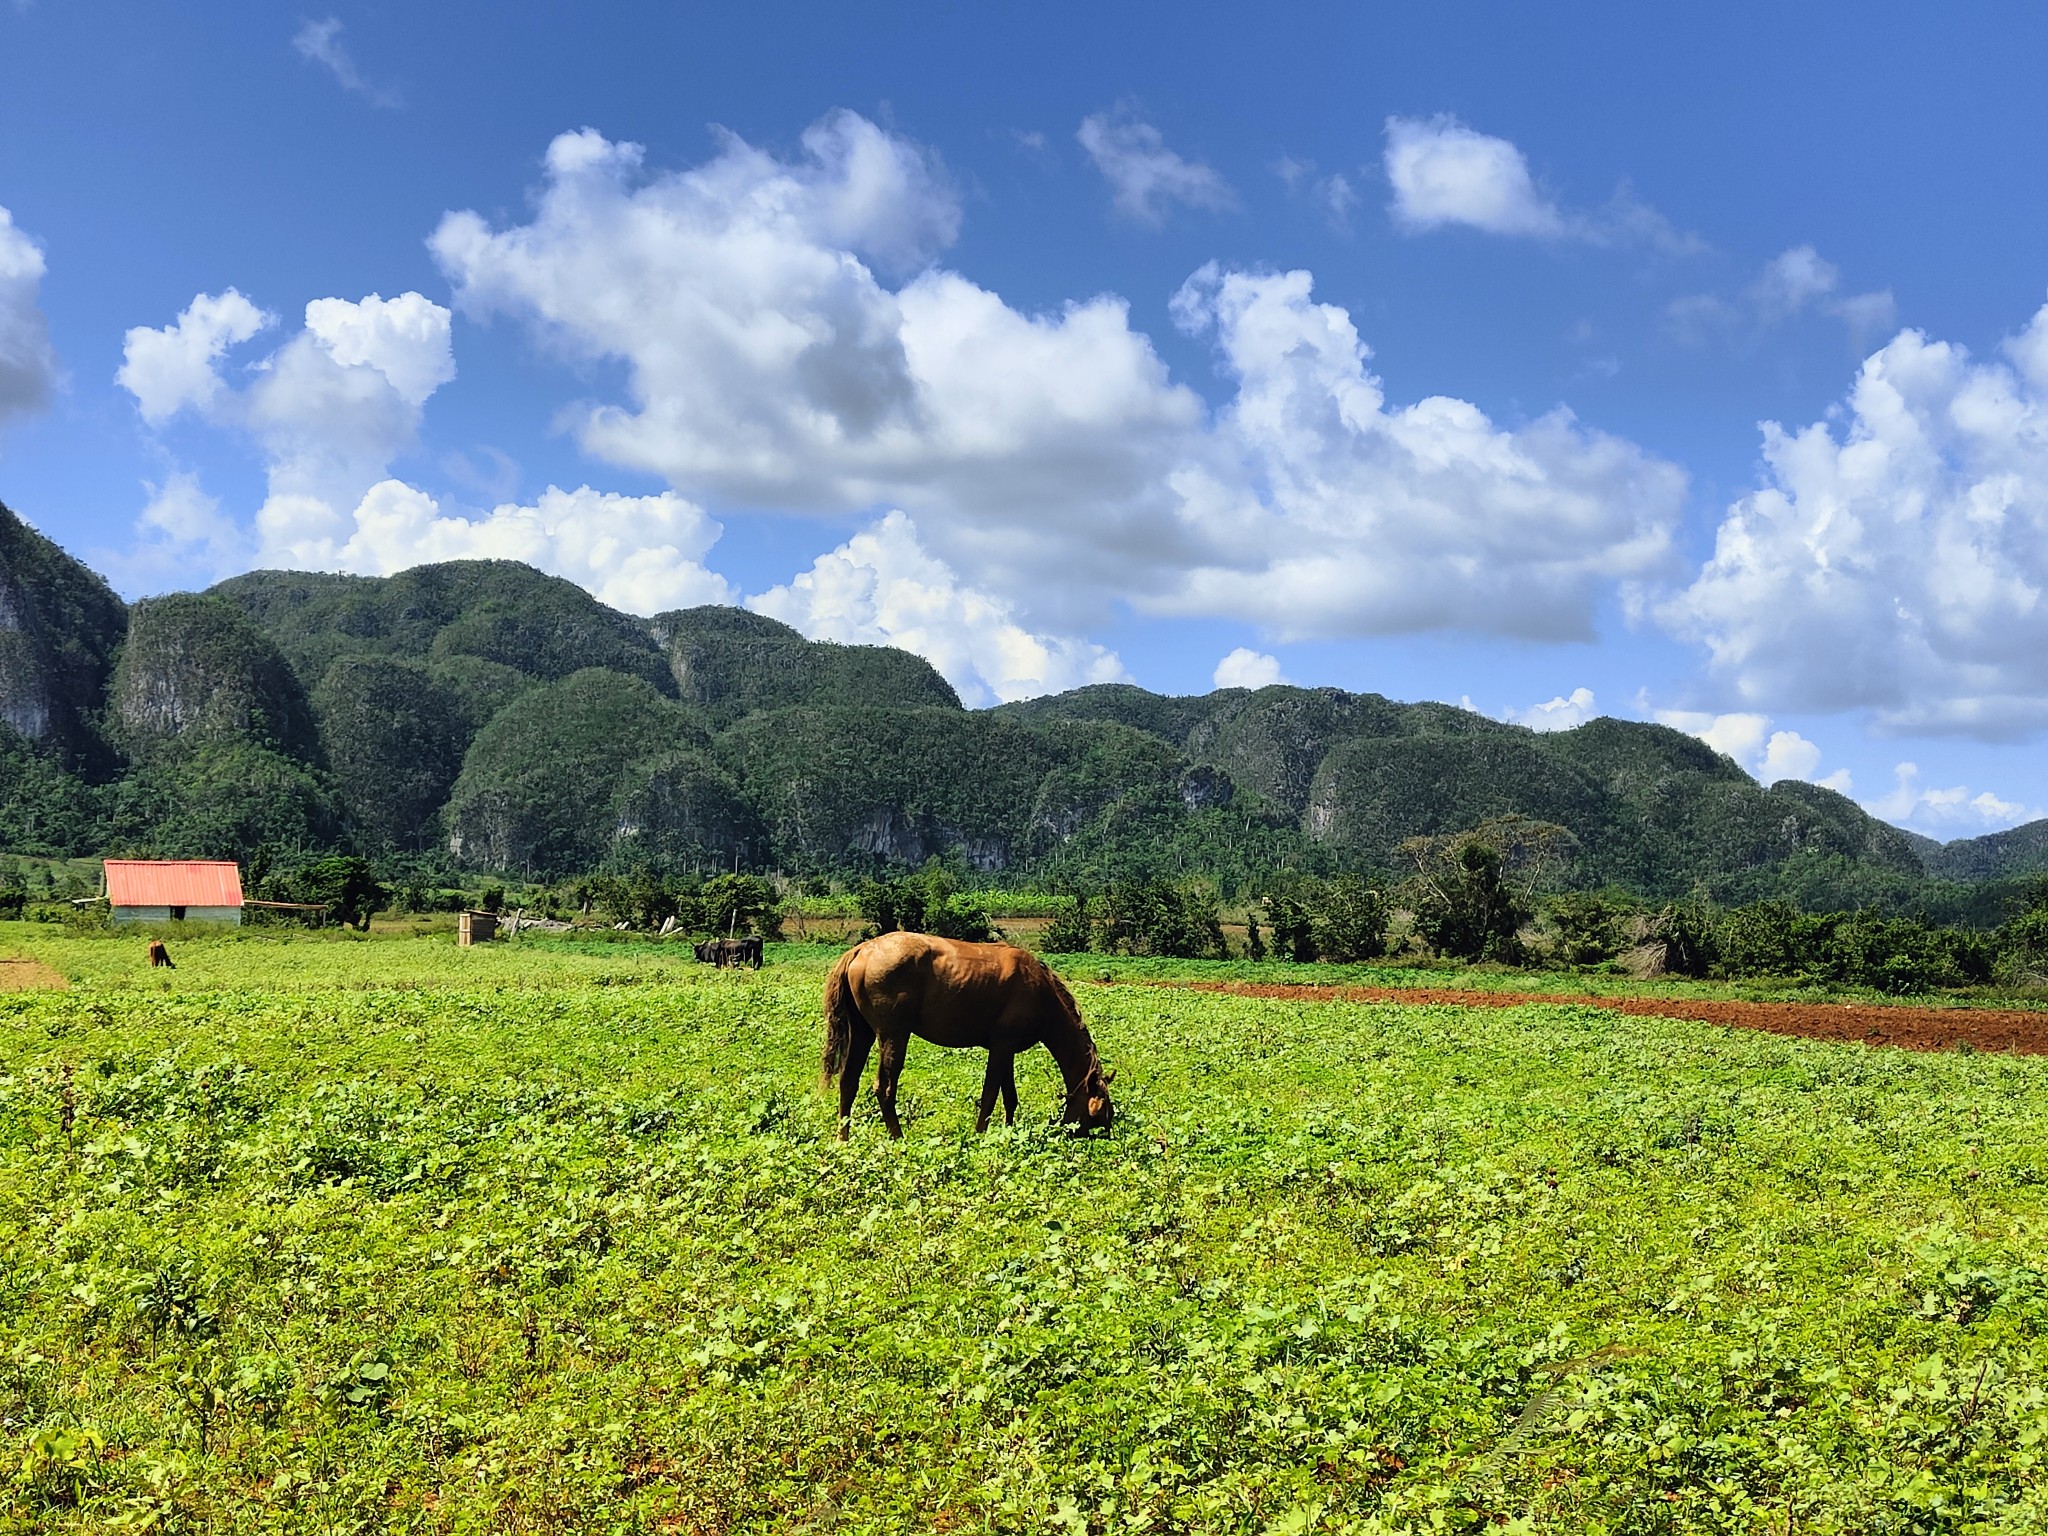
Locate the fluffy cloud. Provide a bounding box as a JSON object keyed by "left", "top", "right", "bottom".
{"left": 117, "top": 290, "right": 273, "bottom": 424}
{"left": 1213, "top": 648, "right": 1284, "bottom": 689}
{"left": 0, "top": 205, "right": 57, "bottom": 428}
{"left": 1653, "top": 709, "right": 1850, "bottom": 792}
{"left": 1382, "top": 117, "right": 1697, "bottom": 252}
{"left": 1384, "top": 116, "right": 1565, "bottom": 238}
{"left": 1663, "top": 305, "right": 2048, "bottom": 737}
{"left": 1509, "top": 687, "right": 1597, "bottom": 731}
{"left": 137, "top": 470, "right": 246, "bottom": 573}
{"left": 1866, "top": 763, "right": 2041, "bottom": 833}
{"left": 1158, "top": 265, "right": 1685, "bottom": 639}
{"left": 120, "top": 288, "right": 454, "bottom": 551}
{"left": 1078, "top": 111, "right": 1235, "bottom": 225}
{"left": 749, "top": 511, "right": 1126, "bottom": 707}
{"left": 278, "top": 481, "right": 733, "bottom": 614}
{"left": 1667, "top": 244, "right": 1895, "bottom": 344}
{"left": 432, "top": 115, "right": 1687, "bottom": 647}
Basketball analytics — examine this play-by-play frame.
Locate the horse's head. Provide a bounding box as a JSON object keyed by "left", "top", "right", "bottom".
{"left": 1065, "top": 1063, "right": 1116, "bottom": 1134}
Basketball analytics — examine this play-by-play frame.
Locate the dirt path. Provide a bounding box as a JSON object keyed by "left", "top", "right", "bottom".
{"left": 0, "top": 957, "right": 66, "bottom": 991}
{"left": 1135, "top": 980, "right": 2048, "bottom": 1056}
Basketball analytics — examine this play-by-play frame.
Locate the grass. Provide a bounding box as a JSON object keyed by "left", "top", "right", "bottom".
{"left": 0, "top": 928, "right": 2045, "bottom": 1532}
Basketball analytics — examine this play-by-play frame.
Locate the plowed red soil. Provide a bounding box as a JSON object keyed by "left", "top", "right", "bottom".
{"left": 1137, "top": 980, "right": 2048, "bottom": 1055}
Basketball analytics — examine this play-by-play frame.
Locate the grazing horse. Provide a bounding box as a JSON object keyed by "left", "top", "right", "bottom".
{"left": 146, "top": 940, "right": 174, "bottom": 969}
{"left": 823, "top": 932, "right": 1114, "bottom": 1140}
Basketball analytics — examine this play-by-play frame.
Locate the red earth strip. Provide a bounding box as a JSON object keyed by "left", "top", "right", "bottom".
{"left": 1132, "top": 980, "right": 2048, "bottom": 1056}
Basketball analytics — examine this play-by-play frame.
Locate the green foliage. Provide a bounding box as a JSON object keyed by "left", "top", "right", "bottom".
{"left": 854, "top": 867, "right": 996, "bottom": 942}
{"left": 717, "top": 706, "right": 1058, "bottom": 875}
{"left": 1407, "top": 838, "right": 1528, "bottom": 963}
{"left": 252, "top": 854, "right": 390, "bottom": 931}
{"left": 697, "top": 872, "right": 784, "bottom": 941}
{"left": 1541, "top": 890, "right": 1640, "bottom": 966}
{"left": 1040, "top": 894, "right": 1094, "bottom": 954}
{"left": 0, "top": 498, "right": 128, "bottom": 772}
{"left": 653, "top": 605, "right": 960, "bottom": 726}
{"left": 210, "top": 560, "right": 675, "bottom": 696}
{"left": 98, "top": 739, "right": 346, "bottom": 862}
{"left": 0, "top": 727, "right": 100, "bottom": 855}
{"left": 311, "top": 657, "right": 469, "bottom": 852}
{"left": 1259, "top": 876, "right": 1391, "bottom": 962}
{"left": 109, "top": 594, "right": 321, "bottom": 764}
{"left": 0, "top": 937, "right": 2046, "bottom": 1528}
{"left": 1097, "top": 878, "right": 1226, "bottom": 958}
{"left": 445, "top": 670, "right": 752, "bottom": 877}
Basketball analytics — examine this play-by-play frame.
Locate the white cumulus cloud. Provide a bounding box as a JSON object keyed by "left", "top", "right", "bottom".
{"left": 1509, "top": 687, "right": 1597, "bottom": 731}
{"left": 749, "top": 510, "right": 1127, "bottom": 707}
{"left": 120, "top": 288, "right": 454, "bottom": 555}
{"left": 1384, "top": 115, "right": 1565, "bottom": 238}
{"left": 1653, "top": 709, "right": 1851, "bottom": 792}
{"left": 1865, "top": 763, "right": 2040, "bottom": 834}
{"left": 118, "top": 290, "right": 274, "bottom": 426}
{"left": 1383, "top": 116, "right": 1697, "bottom": 251}
{"left": 0, "top": 205, "right": 57, "bottom": 430}
{"left": 427, "top": 113, "right": 1687, "bottom": 644}
{"left": 280, "top": 481, "right": 733, "bottom": 615}
{"left": 1663, "top": 302, "right": 2048, "bottom": 737}
{"left": 1159, "top": 265, "right": 1685, "bottom": 639}
{"left": 1078, "top": 110, "right": 1235, "bottom": 226}
{"left": 1213, "top": 648, "right": 1284, "bottom": 690}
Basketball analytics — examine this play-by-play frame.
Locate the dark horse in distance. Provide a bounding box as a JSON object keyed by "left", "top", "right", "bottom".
{"left": 823, "top": 932, "right": 1114, "bottom": 1140}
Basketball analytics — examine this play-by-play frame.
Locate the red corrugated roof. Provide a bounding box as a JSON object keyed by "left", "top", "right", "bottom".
{"left": 104, "top": 860, "right": 244, "bottom": 908}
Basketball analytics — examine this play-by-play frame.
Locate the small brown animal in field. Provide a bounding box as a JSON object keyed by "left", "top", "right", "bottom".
{"left": 147, "top": 940, "right": 175, "bottom": 969}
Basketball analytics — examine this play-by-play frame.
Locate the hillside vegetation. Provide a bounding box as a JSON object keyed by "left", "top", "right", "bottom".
{"left": 1, "top": 496, "right": 2043, "bottom": 907}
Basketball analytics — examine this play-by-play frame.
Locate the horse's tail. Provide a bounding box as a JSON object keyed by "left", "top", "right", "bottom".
{"left": 822, "top": 948, "right": 866, "bottom": 1086}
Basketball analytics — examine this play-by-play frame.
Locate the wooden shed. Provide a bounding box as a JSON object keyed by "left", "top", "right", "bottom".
{"left": 104, "top": 860, "right": 245, "bottom": 925}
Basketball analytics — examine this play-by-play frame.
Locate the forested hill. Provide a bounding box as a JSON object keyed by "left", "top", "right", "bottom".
{"left": 0, "top": 495, "right": 2040, "bottom": 905}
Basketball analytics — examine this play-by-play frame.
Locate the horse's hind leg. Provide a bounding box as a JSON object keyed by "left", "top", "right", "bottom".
{"left": 837, "top": 1024, "right": 874, "bottom": 1142}
{"left": 976, "top": 1050, "right": 1014, "bottom": 1133}
{"left": 999, "top": 1055, "right": 1019, "bottom": 1126}
{"left": 874, "top": 1034, "right": 907, "bottom": 1140}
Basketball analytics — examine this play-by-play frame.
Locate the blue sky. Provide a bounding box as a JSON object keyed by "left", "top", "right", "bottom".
{"left": 5, "top": 1, "right": 2048, "bottom": 838}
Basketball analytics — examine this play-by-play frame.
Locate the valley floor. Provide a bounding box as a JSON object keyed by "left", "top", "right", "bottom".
{"left": 0, "top": 931, "right": 2044, "bottom": 1531}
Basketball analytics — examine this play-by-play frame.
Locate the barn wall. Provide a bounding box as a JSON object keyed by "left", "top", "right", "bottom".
{"left": 111, "top": 905, "right": 244, "bottom": 925}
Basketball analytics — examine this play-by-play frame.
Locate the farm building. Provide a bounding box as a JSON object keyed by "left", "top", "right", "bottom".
{"left": 104, "top": 860, "right": 245, "bottom": 925}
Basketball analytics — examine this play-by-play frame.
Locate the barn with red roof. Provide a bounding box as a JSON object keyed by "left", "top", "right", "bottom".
{"left": 104, "top": 861, "right": 245, "bottom": 925}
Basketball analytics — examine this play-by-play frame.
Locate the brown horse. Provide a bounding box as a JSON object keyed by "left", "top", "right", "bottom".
{"left": 823, "top": 932, "right": 1114, "bottom": 1140}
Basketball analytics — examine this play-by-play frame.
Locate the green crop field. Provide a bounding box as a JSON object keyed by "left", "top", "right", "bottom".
{"left": 1, "top": 931, "right": 2045, "bottom": 1533}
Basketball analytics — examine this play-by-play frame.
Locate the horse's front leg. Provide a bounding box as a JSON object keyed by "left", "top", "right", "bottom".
{"left": 874, "top": 1034, "right": 907, "bottom": 1140}
{"left": 976, "top": 1049, "right": 1015, "bottom": 1133}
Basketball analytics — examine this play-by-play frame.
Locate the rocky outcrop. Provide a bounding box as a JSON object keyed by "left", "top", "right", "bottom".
{"left": 0, "top": 500, "right": 127, "bottom": 767}
{"left": 109, "top": 594, "right": 320, "bottom": 761}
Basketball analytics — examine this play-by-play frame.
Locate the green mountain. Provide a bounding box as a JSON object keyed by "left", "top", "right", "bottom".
{"left": 0, "top": 501, "right": 126, "bottom": 770}
{"left": 0, "top": 502, "right": 2034, "bottom": 904}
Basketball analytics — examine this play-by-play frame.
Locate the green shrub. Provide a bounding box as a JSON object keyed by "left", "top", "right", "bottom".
{"left": 1098, "top": 879, "right": 1225, "bottom": 959}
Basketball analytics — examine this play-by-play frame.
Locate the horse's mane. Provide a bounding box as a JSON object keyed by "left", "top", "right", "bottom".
{"left": 1042, "top": 967, "right": 1101, "bottom": 1073}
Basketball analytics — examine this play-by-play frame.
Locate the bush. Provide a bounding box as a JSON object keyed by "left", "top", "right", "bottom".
{"left": 855, "top": 870, "right": 995, "bottom": 943}
{"left": 1542, "top": 891, "right": 1636, "bottom": 967}
{"left": 1406, "top": 840, "right": 1526, "bottom": 963}
{"left": 1040, "top": 896, "right": 1093, "bottom": 954}
{"left": 1098, "top": 880, "right": 1226, "bottom": 959}
{"left": 1307, "top": 876, "right": 1390, "bottom": 962}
